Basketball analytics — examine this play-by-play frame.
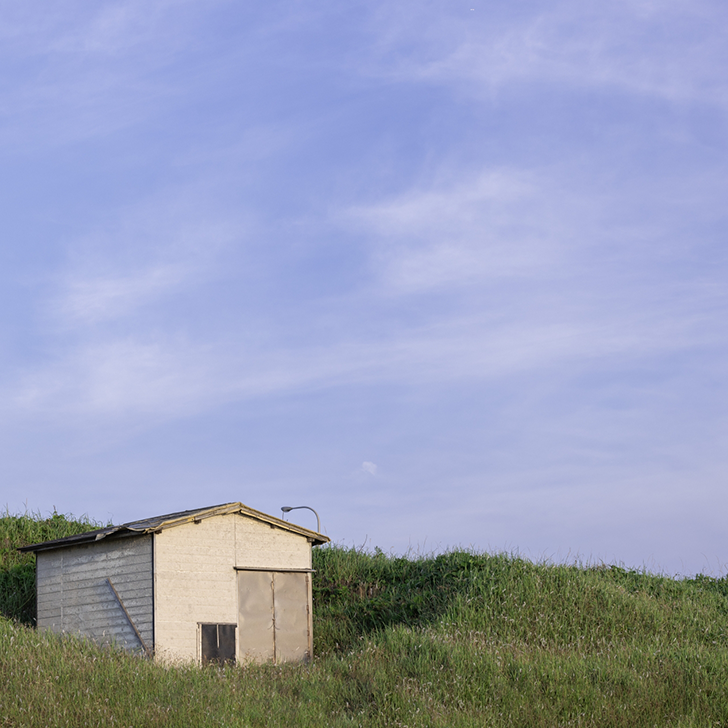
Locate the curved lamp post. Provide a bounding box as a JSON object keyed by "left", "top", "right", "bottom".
{"left": 280, "top": 505, "right": 321, "bottom": 533}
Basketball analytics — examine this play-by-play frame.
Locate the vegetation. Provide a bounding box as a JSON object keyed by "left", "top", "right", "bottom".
{"left": 3, "top": 510, "right": 728, "bottom": 726}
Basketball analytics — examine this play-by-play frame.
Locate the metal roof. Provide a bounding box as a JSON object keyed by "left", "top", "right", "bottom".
{"left": 18, "top": 502, "right": 330, "bottom": 553}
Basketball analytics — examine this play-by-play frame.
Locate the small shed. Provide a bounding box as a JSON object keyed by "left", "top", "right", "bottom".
{"left": 19, "top": 502, "right": 329, "bottom": 664}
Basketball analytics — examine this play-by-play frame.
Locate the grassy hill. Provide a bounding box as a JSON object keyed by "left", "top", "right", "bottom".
{"left": 2, "top": 511, "right": 728, "bottom": 727}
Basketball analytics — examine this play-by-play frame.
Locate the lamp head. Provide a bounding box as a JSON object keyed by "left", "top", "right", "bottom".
{"left": 281, "top": 506, "right": 293, "bottom": 513}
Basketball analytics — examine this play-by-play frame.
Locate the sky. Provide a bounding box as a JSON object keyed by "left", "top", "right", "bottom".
{"left": 1, "top": 1, "right": 727, "bottom": 575}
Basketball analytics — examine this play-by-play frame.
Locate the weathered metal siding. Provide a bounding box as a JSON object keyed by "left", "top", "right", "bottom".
{"left": 237, "top": 570, "right": 274, "bottom": 662}
{"left": 237, "top": 570, "right": 312, "bottom": 664}
{"left": 36, "top": 535, "right": 153, "bottom": 653}
{"left": 273, "top": 571, "right": 311, "bottom": 663}
{"left": 153, "top": 513, "right": 312, "bottom": 663}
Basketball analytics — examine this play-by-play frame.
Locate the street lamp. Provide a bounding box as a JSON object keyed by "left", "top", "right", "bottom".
{"left": 280, "top": 505, "right": 321, "bottom": 533}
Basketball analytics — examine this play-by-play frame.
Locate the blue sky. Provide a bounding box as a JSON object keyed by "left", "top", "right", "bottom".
{"left": 1, "top": 1, "right": 727, "bottom": 574}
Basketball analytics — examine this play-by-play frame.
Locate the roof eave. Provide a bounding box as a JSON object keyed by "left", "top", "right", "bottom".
{"left": 18, "top": 501, "right": 330, "bottom": 553}
{"left": 132, "top": 502, "right": 330, "bottom": 545}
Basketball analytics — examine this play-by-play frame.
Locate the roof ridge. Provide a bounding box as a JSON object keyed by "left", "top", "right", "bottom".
{"left": 18, "top": 502, "right": 329, "bottom": 552}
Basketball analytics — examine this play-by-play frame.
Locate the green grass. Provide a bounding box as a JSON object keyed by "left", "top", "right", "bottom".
{"left": 2, "top": 510, "right": 728, "bottom": 726}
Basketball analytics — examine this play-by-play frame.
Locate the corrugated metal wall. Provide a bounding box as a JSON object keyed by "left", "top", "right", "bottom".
{"left": 36, "top": 535, "right": 153, "bottom": 654}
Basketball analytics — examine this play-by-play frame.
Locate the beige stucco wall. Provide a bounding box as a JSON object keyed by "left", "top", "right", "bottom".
{"left": 234, "top": 515, "right": 312, "bottom": 570}
{"left": 153, "top": 513, "right": 311, "bottom": 663}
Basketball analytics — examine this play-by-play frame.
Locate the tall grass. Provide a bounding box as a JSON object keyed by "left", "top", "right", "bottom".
{"left": 0, "top": 508, "right": 103, "bottom": 624}
{"left": 2, "top": 513, "right": 728, "bottom": 726}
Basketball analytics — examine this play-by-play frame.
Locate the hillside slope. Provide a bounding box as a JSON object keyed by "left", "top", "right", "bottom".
{"left": 2, "top": 512, "right": 728, "bottom": 726}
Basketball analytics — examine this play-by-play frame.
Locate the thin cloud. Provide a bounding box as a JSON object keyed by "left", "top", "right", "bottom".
{"left": 10, "top": 164, "right": 725, "bottom": 427}
{"left": 6, "top": 302, "right": 712, "bottom": 425}
{"left": 56, "top": 264, "right": 189, "bottom": 325}
{"left": 346, "top": 168, "right": 571, "bottom": 293}
{"left": 47, "top": 187, "right": 246, "bottom": 329}
{"left": 364, "top": 1, "right": 728, "bottom": 107}
{"left": 361, "top": 461, "right": 378, "bottom": 477}
{"left": 0, "top": 2, "right": 211, "bottom": 150}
